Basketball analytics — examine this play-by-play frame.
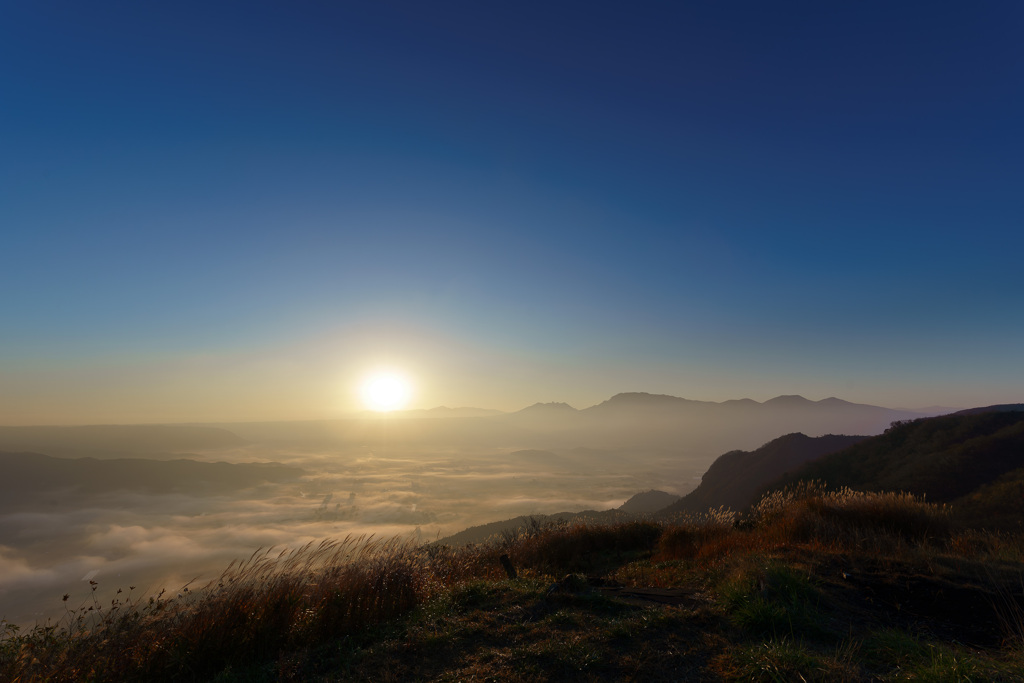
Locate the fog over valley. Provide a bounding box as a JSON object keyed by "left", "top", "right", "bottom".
{"left": 0, "top": 393, "right": 936, "bottom": 626}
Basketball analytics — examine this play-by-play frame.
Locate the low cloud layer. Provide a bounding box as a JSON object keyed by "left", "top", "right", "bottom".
{"left": 0, "top": 444, "right": 698, "bottom": 626}
{"left": 4, "top": 398, "right": 921, "bottom": 626}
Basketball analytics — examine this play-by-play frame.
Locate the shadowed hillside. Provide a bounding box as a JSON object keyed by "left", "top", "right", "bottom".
{"left": 660, "top": 433, "right": 868, "bottom": 515}
{"left": 954, "top": 403, "right": 1024, "bottom": 416}
{"left": 768, "top": 409, "right": 1024, "bottom": 529}
{"left": 776, "top": 410, "right": 1024, "bottom": 500}
{"left": 436, "top": 407, "right": 1024, "bottom": 546}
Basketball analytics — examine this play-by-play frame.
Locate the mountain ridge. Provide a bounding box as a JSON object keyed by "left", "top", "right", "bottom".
{"left": 661, "top": 432, "right": 869, "bottom": 515}
{"left": 771, "top": 409, "right": 1024, "bottom": 505}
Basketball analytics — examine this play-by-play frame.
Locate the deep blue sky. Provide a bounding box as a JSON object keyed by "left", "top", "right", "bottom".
{"left": 2, "top": 1, "right": 1022, "bottom": 423}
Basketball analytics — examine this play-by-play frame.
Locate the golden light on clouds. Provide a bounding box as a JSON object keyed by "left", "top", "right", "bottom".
{"left": 359, "top": 371, "right": 413, "bottom": 412}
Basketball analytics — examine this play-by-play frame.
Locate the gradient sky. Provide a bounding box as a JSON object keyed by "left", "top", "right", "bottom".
{"left": 2, "top": 1, "right": 1022, "bottom": 424}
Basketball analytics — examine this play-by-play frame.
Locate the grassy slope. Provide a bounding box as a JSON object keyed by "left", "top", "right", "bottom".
{"left": 4, "top": 491, "right": 1024, "bottom": 682}
{"left": 661, "top": 433, "right": 867, "bottom": 516}
{"left": 780, "top": 411, "right": 1024, "bottom": 499}
{"left": 771, "top": 411, "right": 1024, "bottom": 530}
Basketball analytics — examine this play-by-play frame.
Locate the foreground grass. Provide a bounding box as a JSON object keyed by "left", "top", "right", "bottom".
{"left": 3, "top": 486, "right": 1024, "bottom": 681}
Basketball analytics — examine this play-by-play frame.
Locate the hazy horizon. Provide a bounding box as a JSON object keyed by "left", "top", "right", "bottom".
{"left": 0, "top": 393, "right": 941, "bottom": 626}
{"left": 0, "top": 390, "right": 971, "bottom": 428}
{"left": 2, "top": 2, "right": 1023, "bottom": 427}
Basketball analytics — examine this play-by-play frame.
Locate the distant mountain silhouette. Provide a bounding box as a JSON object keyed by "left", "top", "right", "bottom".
{"left": 516, "top": 402, "right": 579, "bottom": 414}
{"left": 720, "top": 398, "right": 760, "bottom": 407}
{"left": 762, "top": 395, "right": 816, "bottom": 407}
{"left": 586, "top": 393, "right": 711, "bottom": 411}
{"left": 210, "top": 392, "right": 937, "bottom": 468}
{"left": 562, "top": 392, "right": 927, "bottom": 454}
{"left": 503, "top": 402, "right": 582, "bottom": 431}
{"left": 659, "top": 433, "right": 868, "bottom": 515}
{"left": 578, "top": 392, "right": 920, "bottom": 422}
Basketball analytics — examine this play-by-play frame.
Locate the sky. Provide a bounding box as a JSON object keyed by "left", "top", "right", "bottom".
{"left": 2, "top": 1, "right": 1022, "bottom": 424}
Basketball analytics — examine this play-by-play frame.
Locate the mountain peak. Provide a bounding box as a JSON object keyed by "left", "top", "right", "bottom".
{"left": 721, "top": 398, "right": 759, "bottom": 406}
{"left": 764, "top": 395, "right": 813, "bottom": 406}
{"left": 517, "top": 402, "right": 577, "bottom": 414}
{"left": 598, "top": 392, "right": 701, "bottom": 406}
{"left": 610, "top": 392, "right": 681, "bottom": 400}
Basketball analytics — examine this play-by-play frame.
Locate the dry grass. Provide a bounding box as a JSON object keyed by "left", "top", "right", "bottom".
{"left": 654, "top": 507, "right": 737, "bottom": 561}
{"left": 505, "top": 520, "right": 662, "bottom": 574}
{"left": 1, "top": 536, "right": 450, "bottom": 682}
{"left": 749, "top": 481, "right": 952, "bottom": 550}
{"left": 2, "top": 490, "right": 1023, "bottom": 682}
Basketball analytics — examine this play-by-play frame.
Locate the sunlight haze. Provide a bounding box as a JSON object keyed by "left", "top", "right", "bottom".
{"left": 1, "top": 3, "right": 1021, "bottom": 425}
{"left": 360, "top": 371, "right": 414, "bottom": 412}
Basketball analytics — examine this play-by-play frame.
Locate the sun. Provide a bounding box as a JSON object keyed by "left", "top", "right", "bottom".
{"left": 360, "top": 372, "right": 413, "bottom": 412}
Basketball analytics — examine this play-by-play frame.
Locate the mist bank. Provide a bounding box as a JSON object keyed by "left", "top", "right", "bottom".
{"left": 0, "top": 443, "right": 696, "bottom": 627}
{"left": 212, "top": 393, "right": 936, "bottom": 466}
{"left": 0, "top": 452, "right": 304, "bottom": 512}
{"left": 0, "top": 424, "right": 247, "bottom": 459}
{"left": 0, "top": 393, "right": 936, "bottom": 465}
{"left": 0, "top": 393, "right": 953, "bottom": 627}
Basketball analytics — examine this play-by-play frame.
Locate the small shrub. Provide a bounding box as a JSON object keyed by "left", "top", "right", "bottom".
{"left": 805, "top": 488, "right": 951, "bottom": 543}
{"left": 748, "top": 480, "right": 831, "bottom": 527}
{"left": 860, "top": 627, "right": 930, "bottom": 670}
{"left": 719, "top": 562, "right": 829, "bottom": 640}
{"left": 715, "top": 638, "right": 852, "bottom": 682}
{"left": 749, "top": 483, "right": 951, "bottom": 549}
{"left": 913, "top": 645, "right": 988, "bottom": 682}
{"left": 656, "top": 507, "right": 737, "bottom": 561}
{"left": 507, "top": 520, "right": 662, "bottom": 574}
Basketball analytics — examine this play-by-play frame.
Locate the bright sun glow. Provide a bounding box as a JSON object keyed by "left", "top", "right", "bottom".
{"left": 360, "top": 372, "right": 413, "bottom": 412}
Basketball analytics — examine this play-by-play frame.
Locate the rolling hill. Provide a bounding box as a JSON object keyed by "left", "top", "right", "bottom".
{"left": 762, "top": 408, "right": 1024, "bottom": 528}
{"left": 659, "top": 432, "right": 868, "bottom": 515}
